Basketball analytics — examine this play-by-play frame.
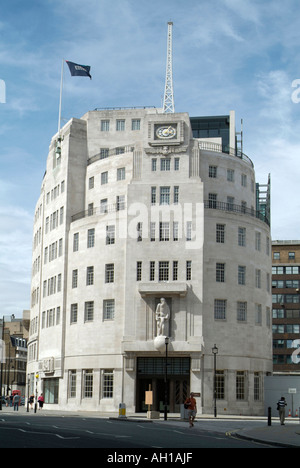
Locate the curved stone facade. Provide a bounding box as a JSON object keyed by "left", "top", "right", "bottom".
{"left": 28, "top": 108, "right": 272, "bottom": 415}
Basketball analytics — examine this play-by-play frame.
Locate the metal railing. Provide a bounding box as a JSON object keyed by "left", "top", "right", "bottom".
{"left": 199, "top": 141, "right": 254, "bottom": 167}
{"left": 71, "top": 202, "right": 126, "bottom": 222}
{"left": 204, "top": 200, "right": 270, "bottom": 225}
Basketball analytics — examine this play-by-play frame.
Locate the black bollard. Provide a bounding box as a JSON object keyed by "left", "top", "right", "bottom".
{"left": 268, "top": 406, "right": 272, "bottom": 426}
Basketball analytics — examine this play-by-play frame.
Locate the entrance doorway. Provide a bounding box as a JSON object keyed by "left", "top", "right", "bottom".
{"left": 136, "top": 357, "right": 190, "bottom": 413}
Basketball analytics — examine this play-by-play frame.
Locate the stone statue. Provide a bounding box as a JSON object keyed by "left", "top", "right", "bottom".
{"left": 155, "top": 298, "right": 170, "bottom": 337}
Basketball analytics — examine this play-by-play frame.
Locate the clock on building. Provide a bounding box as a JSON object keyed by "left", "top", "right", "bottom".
{"left": 155, "top": 124, "right": 177, "bottom": 140}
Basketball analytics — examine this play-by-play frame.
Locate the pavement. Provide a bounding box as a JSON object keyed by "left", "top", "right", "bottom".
{"left": 1, "top": 405, "right": 300, "bottom": 448}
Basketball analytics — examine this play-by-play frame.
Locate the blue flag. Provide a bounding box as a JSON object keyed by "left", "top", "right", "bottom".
{"left": 66, "top": 61, "right": 92, "bottom": 79}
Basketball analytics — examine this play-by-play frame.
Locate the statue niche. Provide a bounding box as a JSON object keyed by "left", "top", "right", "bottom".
{"left": 155, "top": 297, "right": 170, "bottom": 337}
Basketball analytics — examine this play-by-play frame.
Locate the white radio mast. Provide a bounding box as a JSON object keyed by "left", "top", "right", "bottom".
{"left": 163, "top": 22, "right": 175, "bottom": 113}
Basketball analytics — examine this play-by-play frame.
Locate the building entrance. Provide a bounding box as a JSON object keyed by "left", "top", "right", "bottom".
{"left": 136, "top": 357, "right": 190, "bottom": 413}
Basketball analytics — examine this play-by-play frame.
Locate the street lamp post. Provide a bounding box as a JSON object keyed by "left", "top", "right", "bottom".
{"left": 164, "top": 337, "right": 169, "bottom": 421}
{"left": 212, "top": 344, "right": 218, "bottom": 418}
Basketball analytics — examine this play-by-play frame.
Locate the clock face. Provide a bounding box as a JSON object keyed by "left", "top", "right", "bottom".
{"left": 155, "top": 125, "right": 177, "bottom": 139}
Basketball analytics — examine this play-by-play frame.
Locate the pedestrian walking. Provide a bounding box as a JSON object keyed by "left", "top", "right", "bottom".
{"left": 38, "top": 393, "right": 44, "bottom": 410}
{"left": 13, "top": 394, "right": 20, "bottom": 411}
{"left": 184, "top": 392, "right": 197, "bottom": 427}
{"left": 277, "top": 396, "right": 287, "bottom": 425}
{"left": 29, "top": 394, "right": 34, "bottom": 410}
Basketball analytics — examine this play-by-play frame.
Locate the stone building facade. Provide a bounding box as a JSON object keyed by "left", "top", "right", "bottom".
{"left": 28, "top": 107, "right": 272, "bottom": 415}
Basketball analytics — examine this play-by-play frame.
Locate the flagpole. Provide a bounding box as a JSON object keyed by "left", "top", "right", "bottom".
{"left": 58, "top": 59, "right": 64, "bottom": 135}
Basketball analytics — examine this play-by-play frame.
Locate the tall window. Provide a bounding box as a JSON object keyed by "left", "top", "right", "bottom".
{"left": 106, "top": 225, "right": 115, "bottom": 245}
{"left": 73, "top": 233, "right": 79, "bottom": 252}
{"left": 105, "top": 264, "right": 114, "bottom": 283}
{"left": 84, "top": 301, "right": 94, "bottom": 322}
{"left": 159, "top": 261, "right": 169, "bottom": 281}
{"left": 102, "top": 370, "right": 114, "bottom": 398}
{"left": 86, "top": 266, "right": 94, "bottom": 286}
{"left": 216, "top": 263, "right": 225, "bottom": 282}
{"left": 83, "top": 370, "right": 93, "bottom": 398}
{"left": 87, "top": 228, "right": 95, "bottom": 248}
{"left": 116, "top": 119, "right": 125, "bottom": 131}
{"left": 238, "top": 227, "right": 246, "bottom": 247}
{"left": 186, "top": 260, "right": 192, "bottom": 280}
{"left": 214, "top": 300, "right": 226, "bottom": 320}
{"left": 103, "top": 299, "right": 115, "bottom": 320}
{"left": 150, "top": 261, "right": 155, "bottom": 281}
{"left": 238, "top": 266, "right": 246, "bottom": 285}
{"left": 101, "top": 120, "right": 110, "bottom": 131}
{"left": 236, "top": 371, "right": 245, "bottom": 400}
{"left": 70, "top": 304, "right": 78, "bottom": 324}
{"left": 136, "top": 261, "right": 142, "bottom": 281}
{"left": 69, "top": 370, "right": 76, "bottom": 398}
{"left": 237, "top": 301, "right": 247, "bottom": 322}
{"left": 216, "top": 371, "right": 225, "bottom": 400}
{"left": 160, "top": 187, "right": 170, "bottom": 205}
{"left": 216, "top": 224, "right": 225, "bottom": 243}
{"left": 160, "top": 222, "right": 170, "bottom": 241}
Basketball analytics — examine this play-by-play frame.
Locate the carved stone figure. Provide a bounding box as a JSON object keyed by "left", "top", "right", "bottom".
{"left": 155, "top": 298, "right": 170, "bottom": 337}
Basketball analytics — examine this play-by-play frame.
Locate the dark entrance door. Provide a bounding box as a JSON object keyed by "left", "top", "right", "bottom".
{"left": 136, "top": 357, "right": 190, "bottom": 412}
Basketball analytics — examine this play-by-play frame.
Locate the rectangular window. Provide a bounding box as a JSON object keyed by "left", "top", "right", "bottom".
{"left": 161, "top": 158, "right": 171, "bottom": 171}
{"left": 174, "top": 158, "right": 180, "bottom": 171}
{"left": 70, "top": 304, "right": 78, "bottom": 324}
{"left": 150, "top": 222, "right": 156, "bottom": 241}
{"left": 84, "top": 301, "right": 94, "bottom": 322}
{"left": 186, "top": 260, "right": 192, "bottom": 281}
{"left": 100, "top": 148, "right": 109, "bottom": 159}
{"left": 150, "top": 261, "right": 155, "bottom": 281}
{"left": 238, "top": 266, "right": 246, "bottom": 285}
{"left": 83, "top": 370, "right": 93, "bottom": 398}
{"left": 208, "top": 193, "right": 217, "bottom": 209}
{"left": 159, "top": 261, "right": 169, "bottom": 282}
{"left": 116, "top": 119, "right": 125, "bottom": 131}
{"left": 216, "top": 371, "right": 225, "bottom": 400}
{"left": 86, "top": 266, "right": 94, "bottom": 286}
{"left": 227, "top": 169, "right": 234, "bottom": 182}
{"left": 214, "top": 299, "right": 226, "bottom": 320}
{"left": 216, "top": 224, "right": 225, "bottom": 243}
{"left": 209, "top": 165, "right": 217, "bottom": 178}
{"left": 101, "top": 120, "right": 110, "bottom": 131}
{"left": 131, "top": 119, "right": 141, "bottom": 130}
{"left": 151, "top": 159, "right": 157, "bottom": 171}
{"left": 106, "top": 225, "right": 115, "bottom": 245}
{"left": 103, "top": 299, "right": 115, "bottom": 320}
{"left": 254, "top": 372, "right": 261, "bottom": 401}
{"left": 105, "top": 264, "right": 114, "bottom": 283}
{"left": 89, "top": 176, "right": 94, "bottom": 189}
{"left": 255, "top": 232, "right": 261, "bottom": 251}
{"left": 102, "top": 370, "right": 114, "bottom": 398}
{"left": 173, "top": 221, "right": 179, "bottom": 241}
{"left": 160, "top": 187, "right": 170, "bottom": 205}
{"left": 255, "top": 304, "right": 262, "bottom": 325}
{"left": 255, "top": 269, "right": 261, "bottom": 288}
{"left": 117, "top": 167, "right": 125, "bottom": 180}
{"left": 237, "top": 301, "right": 247, "bottom": 322}
{"left": 216, "top": 263, "right": 225, "bottom": 282}
{"left": 238, "top": 227, "right": 246, "bottom": 247}
{"left": 174, "top": 186, "right": 179, "bottom": 204}
{"left": 173, "top": 261, "right": 178, "bottom": 281}
{"left": 236, "top": 371, "right": 245, "bottom": 400}
{"left": 87, "top": 228, "right": 95, "bottom": 248}
{"left": 136, "top": 261, "right": 142, "bottom": 281}
{"left": 101, "top": 171, "right": 108, "bottom": 185}
{"left": 73, "top": 233, "right": 79, "bottom": 252}
{"left": 159, "top": 222, "right": 170, "bottom": 241}
{"left": 69, "top": 370, "right": 76, "bottom": 398}
{"left": 151, "top": 187, "right": 156, "bottom": 205}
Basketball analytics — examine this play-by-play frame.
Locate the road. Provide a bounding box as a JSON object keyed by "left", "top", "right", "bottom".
{"left": 0, "top": 412, "right": 277, "bottom": 450}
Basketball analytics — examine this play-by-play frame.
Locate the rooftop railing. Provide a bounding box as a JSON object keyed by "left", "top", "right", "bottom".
{"left": 198, "top": 141, "right": 254, "bottom": 167}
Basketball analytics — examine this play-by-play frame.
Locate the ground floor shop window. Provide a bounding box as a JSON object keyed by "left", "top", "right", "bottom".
{"left": 44, "top": 378, "right": 59, "bottom": 404}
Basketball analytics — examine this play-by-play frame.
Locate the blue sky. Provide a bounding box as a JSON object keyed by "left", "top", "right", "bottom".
{"left": 1, "top": 0, "right": 300, "bottom": 316}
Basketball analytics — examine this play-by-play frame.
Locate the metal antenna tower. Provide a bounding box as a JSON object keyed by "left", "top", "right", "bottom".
{"left": 163, "top": 22, "right": 175, "bottom": 113}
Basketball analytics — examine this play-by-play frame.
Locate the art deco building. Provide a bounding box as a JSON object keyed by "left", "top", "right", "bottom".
{"left": 28, "top": 107, "right": 272, "bottom": 415}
